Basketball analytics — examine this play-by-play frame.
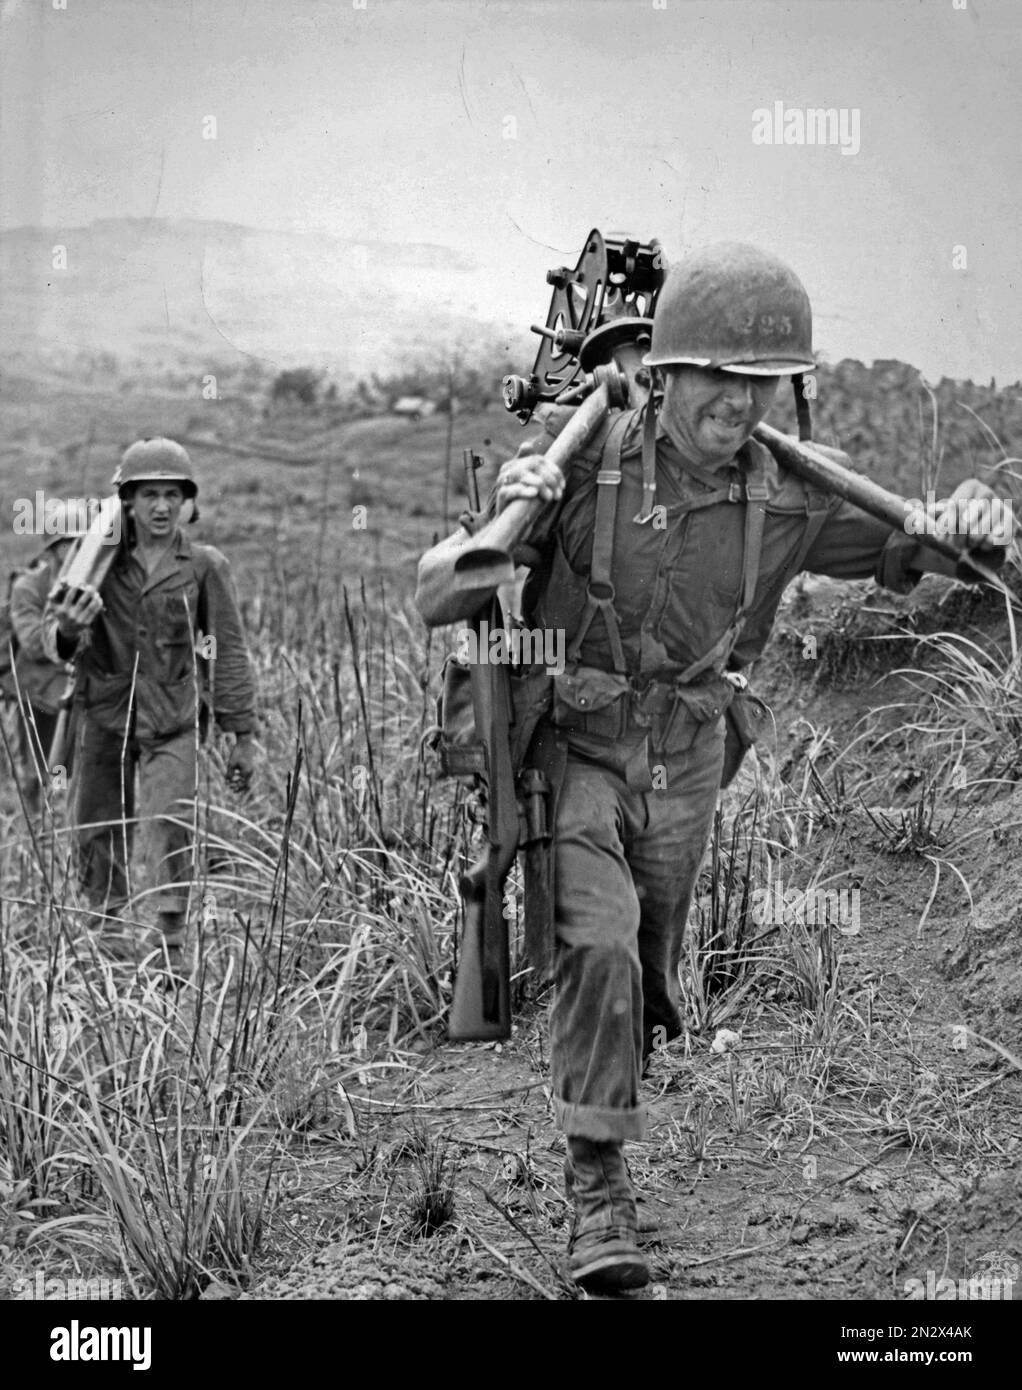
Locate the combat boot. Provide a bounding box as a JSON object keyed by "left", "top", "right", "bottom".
{"left": 564, "top": 1137, "right": 650, "bottom": 1292}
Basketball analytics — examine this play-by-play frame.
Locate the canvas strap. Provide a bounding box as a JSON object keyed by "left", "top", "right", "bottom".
{"left": 564, "top": 410, "right": 632, "bottom": 674}
{"left": 564, "top": 404, "right": 772, "bottom": 683}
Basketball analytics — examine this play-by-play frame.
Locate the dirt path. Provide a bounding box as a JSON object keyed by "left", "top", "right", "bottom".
{"left": 241, "top": 578, "right": 1022, "bottom": 1302}
{"left": 242, "top": 824, "right": 1021, "bottom": 1301}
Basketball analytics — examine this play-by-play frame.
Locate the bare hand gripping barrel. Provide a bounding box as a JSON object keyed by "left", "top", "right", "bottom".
{"left": 415, "top": 230, "right": 664, "bottom": 629}
{"left": 416, "top": 372, "right": 628, "bottom": 626}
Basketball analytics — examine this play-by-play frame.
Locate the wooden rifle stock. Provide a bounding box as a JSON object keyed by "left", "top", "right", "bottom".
{"left": 448, "top": 599, "right": 518, "bottom": 1041}
{"left": 449, "top": 853, "right": 514, "bottom": 1041}
{"left": 47, "top": 678, "right": 75, "bottom": 771}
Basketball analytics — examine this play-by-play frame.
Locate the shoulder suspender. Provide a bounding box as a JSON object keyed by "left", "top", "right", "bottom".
{"left": 564, "top": 410, "right": 632, "bottom": 674}
{"left": 674, "top": 455, "right": 768, "bottom": 683}
{"left": 561, "top": 411, "right": 822, "bottom": 683}
{"left": 788, "top": 489, "right": 832, "bottom": 573}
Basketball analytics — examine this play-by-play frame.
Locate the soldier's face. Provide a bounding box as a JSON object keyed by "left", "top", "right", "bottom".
{"left": 659, "top": 366, "right": 780, "bottom": 467}
{"left": 130, "top": 483, "right": 184, "bottom": 543}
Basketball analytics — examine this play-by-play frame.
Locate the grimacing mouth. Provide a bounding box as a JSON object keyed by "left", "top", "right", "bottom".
{"left": 705, "top": 410, "right": 750, "bottom": 429}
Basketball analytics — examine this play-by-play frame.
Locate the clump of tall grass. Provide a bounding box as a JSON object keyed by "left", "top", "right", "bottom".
{"left": 0, "top": 576, "right": 474, "bottom": 1296}
{"left": 862, "top": 631, "right": 1022, "bottom": 794}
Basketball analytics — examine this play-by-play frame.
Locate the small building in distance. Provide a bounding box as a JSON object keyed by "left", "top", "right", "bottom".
{"left": 390, "top": 395, "right": 437, "bottom": 421}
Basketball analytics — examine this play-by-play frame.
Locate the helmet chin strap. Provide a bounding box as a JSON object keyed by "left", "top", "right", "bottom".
{"left": 792, "top": 372, "right": 813, "bottom": 441}
{"left": 633, "top": 389, "right": 660, "bottom": 524}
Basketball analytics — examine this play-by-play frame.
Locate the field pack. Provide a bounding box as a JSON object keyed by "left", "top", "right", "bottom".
{"left": 0, "top": 569, "right": 24, "bottom": 700}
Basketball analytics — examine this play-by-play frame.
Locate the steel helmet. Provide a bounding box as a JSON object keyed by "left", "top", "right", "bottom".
{"left": 644, "top": 242, "right": 815, "bottom": 375}
{"left": 113, "top": 438, "right": 198, "bottom": 499}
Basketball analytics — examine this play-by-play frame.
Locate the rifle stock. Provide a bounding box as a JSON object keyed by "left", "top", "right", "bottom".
{"left": 448, "top": 856, "right": 513, "bottom": 1041}
{"left": 47, "top": 683, "right": 74, "bottom": 771}
{"left": 447, "top": 600, "right": 518, "bottom": 1041}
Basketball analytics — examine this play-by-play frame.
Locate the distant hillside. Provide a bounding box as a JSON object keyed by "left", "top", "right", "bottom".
{"left": 0, "top": 217, "right": 530, "bottom": 382}
{"left": 2, "top": 217, "right": 1020, "bottom": 523}
{"left": 771, "top": 359, "right": 1022, "bottom": 500}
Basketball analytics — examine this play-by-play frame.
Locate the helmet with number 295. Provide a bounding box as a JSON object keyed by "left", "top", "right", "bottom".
{"left": 644, "top": 242, "right": 815, "bottom": 376}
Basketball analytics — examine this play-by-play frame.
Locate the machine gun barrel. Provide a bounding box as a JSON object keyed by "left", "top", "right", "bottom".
{"left": 454, "top": 379, "right": 614, "bottom": 578}
{"left": 754, "top": 423, "right": 1008, "bottom": 587}
{"left": 415, "top": 359, "right": 636, "bottom": 628}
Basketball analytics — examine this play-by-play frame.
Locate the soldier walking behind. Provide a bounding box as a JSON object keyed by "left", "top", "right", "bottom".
{"left": 46, "top": 438, "right": 259, "bottom": 978}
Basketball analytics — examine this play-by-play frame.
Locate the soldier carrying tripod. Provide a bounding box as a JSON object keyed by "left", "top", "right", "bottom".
{"left": 417, "top": 239, "right": 1012, "bottom": 1292}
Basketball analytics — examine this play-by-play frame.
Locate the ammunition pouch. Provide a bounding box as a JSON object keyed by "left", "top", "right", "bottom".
{"left": 550, "top": 664, "right": 736, "bottom": 758}
{"left": 432, "top": 654, "right": 483, "bottom": 780}
{"left": 430, "top": 656, "right": 554, "bottom": 783}
{"left": 508, "top": 664, "right": 556, "bottom": 768}
{"left": 550, "top": 666, "right": 631, "bottom": 738}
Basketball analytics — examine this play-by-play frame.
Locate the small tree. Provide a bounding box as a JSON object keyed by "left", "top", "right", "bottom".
{"left": 270, "top": 367, "right": 321, "bottom": 407}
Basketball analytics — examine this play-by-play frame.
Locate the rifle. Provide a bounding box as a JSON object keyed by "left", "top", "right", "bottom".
{"left": 46, "top": 675, "right": 76, "bottom": 771}
{"left": 448, "top": 596, "right": 517, "bottom": 1039}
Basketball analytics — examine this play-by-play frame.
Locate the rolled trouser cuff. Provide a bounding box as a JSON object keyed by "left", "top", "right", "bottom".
{"left": 556, "top": 1097, "right": 646, "bottom": 1142}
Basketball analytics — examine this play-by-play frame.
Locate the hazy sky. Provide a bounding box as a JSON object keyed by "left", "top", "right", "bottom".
{"left": 1, "top": 0, "right": 1019, "bottom": 381}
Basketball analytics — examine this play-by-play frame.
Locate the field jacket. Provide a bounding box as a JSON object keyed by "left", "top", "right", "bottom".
{"left": 10, "top": 549, "right": 73, "bottom": 712}
{"left": 46, "top": 529, "right": 257, "bottom": 742}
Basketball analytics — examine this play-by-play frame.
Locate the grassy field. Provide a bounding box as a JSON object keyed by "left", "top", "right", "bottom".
{"left": 1, "top": 361, "right": 1021, "bottom": 1301}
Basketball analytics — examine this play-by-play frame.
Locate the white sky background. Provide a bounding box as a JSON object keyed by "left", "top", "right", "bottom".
{"left": 1, "top": 0, "right": 1019, "bottom": 382}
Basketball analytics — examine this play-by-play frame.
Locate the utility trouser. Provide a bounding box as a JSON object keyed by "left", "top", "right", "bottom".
{"left": 74, "top": 717, "right": 196, "bottom": 933}
{"left": 550, "top": 721, "right": 725, "bottom": 1142}
{"left": 13, "top": 704, "right": 59, "bottom": 817}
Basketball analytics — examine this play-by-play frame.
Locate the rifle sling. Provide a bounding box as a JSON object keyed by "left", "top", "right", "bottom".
{"left": 470, "top": 597, "right": 517, "bottom": 1023}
